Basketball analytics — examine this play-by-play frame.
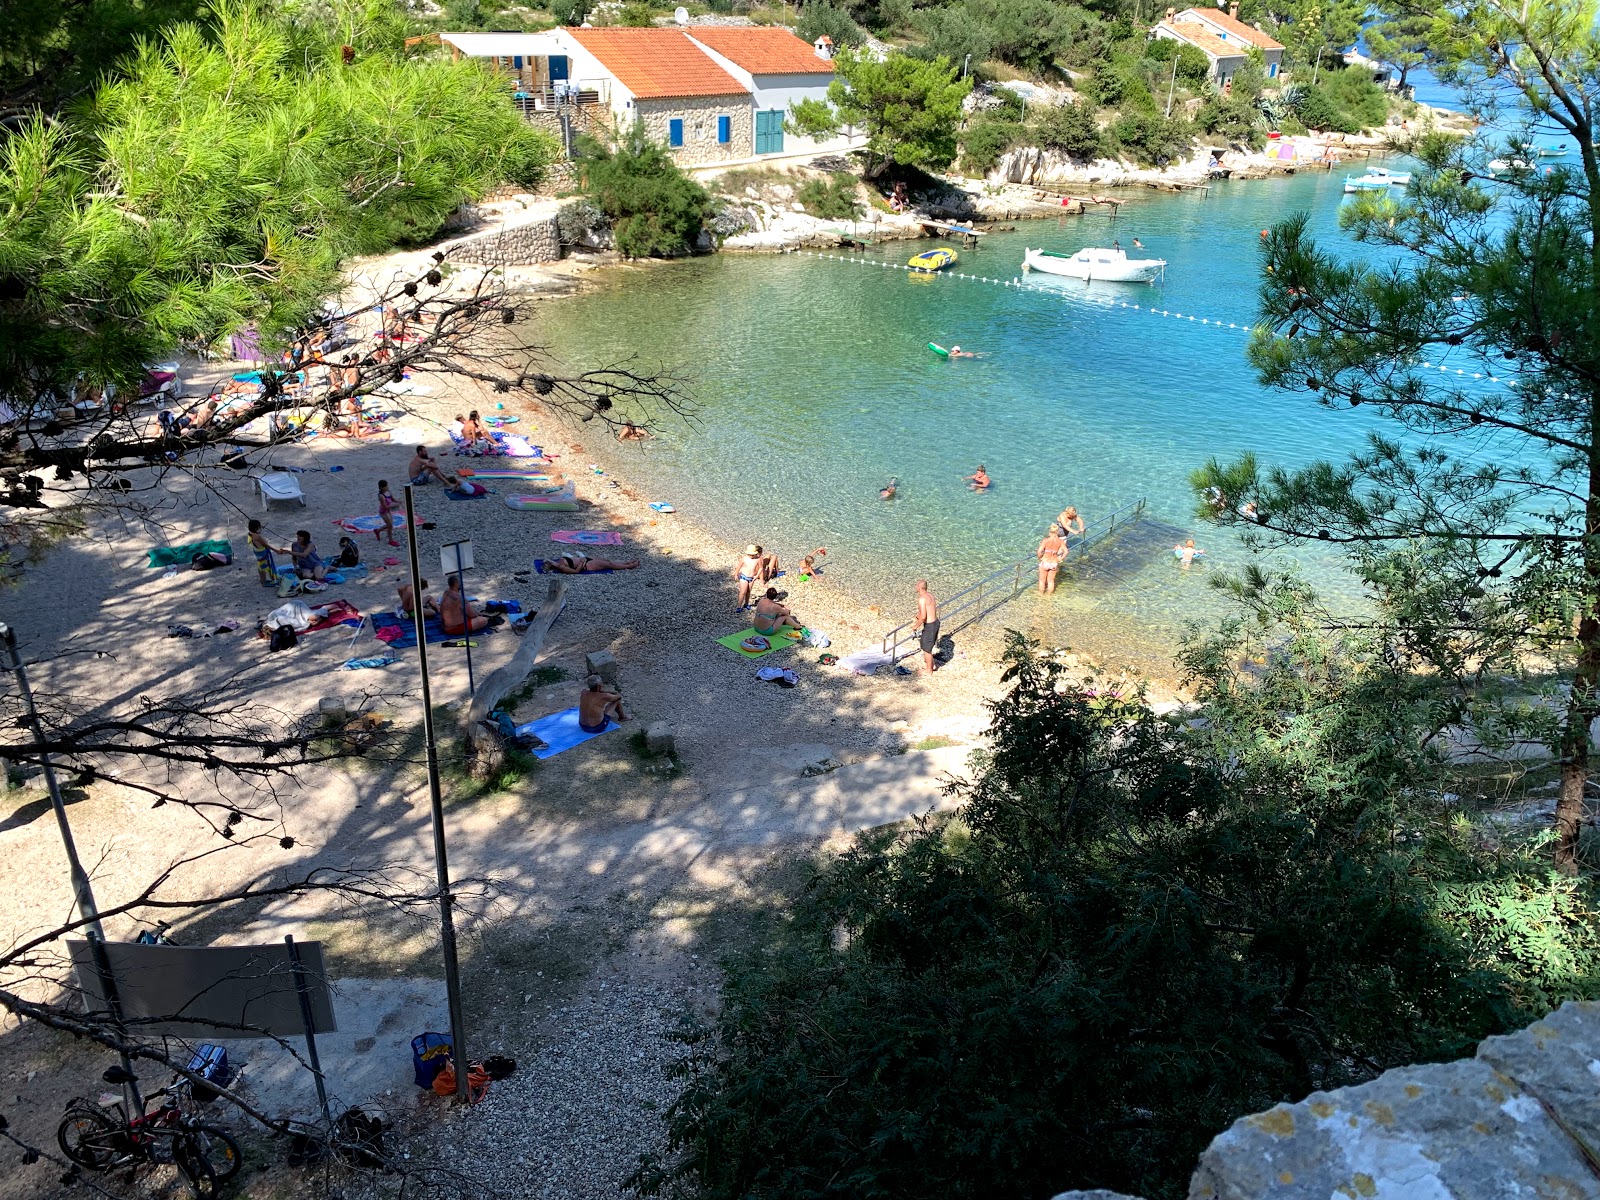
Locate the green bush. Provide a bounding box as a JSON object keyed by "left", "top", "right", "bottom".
{"left": 1197, "top": 92, "right": 1264, "bottom": 149}
{"left": 797, "top": 2, "right": 867, "bottom": 49}
{"left": 959, "top": 115, "right": 1023, "bottom": 175}
{"left": 1323, "top": 64, "right": 1389, "bottom": 128}
{"left": 795, "top": 172, "right": 864, "bottom": 219}
{"left": 1110, "top": 108, "right": 1196, "bottom": 166}
{"left": 1175, "top": 43, "right": 1212, "bottom": 86}
{"left": 632, "top": 632, "right": 1600, "bottom": 1199}
{"left": 618, "top": 1, "right": 655, "bottom": 26}
{"left": 1030, "top": 100, "right": 1104, "bottom": 161}
{"left": 549, "top": 0, "right": 587, "bottom": 23}
{"left": 579, "top": 125, "right": 713, "bottom": 257}
{"left": 1292, "top": 83, "right": 1359, "bottom": 133}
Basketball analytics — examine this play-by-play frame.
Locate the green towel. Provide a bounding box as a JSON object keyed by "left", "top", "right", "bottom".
{"left": 147, "top": 539, "right": 234, "bottom": 568}
{"left": 716, "top": 627, "right": 807, "bottom": 659}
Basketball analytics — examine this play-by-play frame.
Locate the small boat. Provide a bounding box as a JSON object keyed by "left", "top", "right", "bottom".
{"left": 1022, "top": 246, "right": 1166, "bottom": 284}
{"left": 1343, "top": 167, "right": 1411, "bottom": 192}
{"left": 1488, "top": 157, "right": 1534, "bottom": 173}
{"left": 908, "top": 247, "right": 957, "bottom": 272}
{"left": 1538, "top": 144, "right": 1569, "bottom": 157}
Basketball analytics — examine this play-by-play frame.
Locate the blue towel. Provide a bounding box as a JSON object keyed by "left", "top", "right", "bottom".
{"left": 371, "top": 610, "right": 502, "bottom": 650}
{"left": 342, "top": 655, "right": 397, "bottom": 670}
{"left": 514, "top": 706, "right": 619, "bottom": 759}
{"left": 443, "top": 487, "right": 493, "bottom": 501}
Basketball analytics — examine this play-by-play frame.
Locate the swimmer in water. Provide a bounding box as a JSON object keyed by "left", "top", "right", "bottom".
{"left": 948, "top": 346, "right": 976, "bottom": 358}
{"left": 967, "top": 464, "right": 991, "bottom": 491}
{"left": 1175, "top": 538, "right": 1203, "bottom": 567}
{"left": 880, "top": 478, "right": 898, "bottom": 500}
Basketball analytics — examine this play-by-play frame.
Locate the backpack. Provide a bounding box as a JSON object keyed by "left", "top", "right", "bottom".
{"left": 268, "top": 625, "right": 298, "bottom": 652}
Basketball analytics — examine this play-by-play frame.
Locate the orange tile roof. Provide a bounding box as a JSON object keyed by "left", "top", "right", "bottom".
{"left": 1178, "top": 7, "right": 1285, "bottom": 51}
{"left": 1160, "top": 20, "right": 1246, "bottom": 61}
{"left": 564, "top": 27, "right": 749, "bottom": 99}
{"left": 687, "top": 27, "right": 833, "bottom": 76}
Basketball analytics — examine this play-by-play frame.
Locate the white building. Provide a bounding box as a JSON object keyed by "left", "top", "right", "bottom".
{"left": 683, "top": 27, "right": 836, "bottom": 156}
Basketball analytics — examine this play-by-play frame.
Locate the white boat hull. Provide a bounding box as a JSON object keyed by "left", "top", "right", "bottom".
{"left": 1023, "top": 247, "right": 1165, "bottom": 283}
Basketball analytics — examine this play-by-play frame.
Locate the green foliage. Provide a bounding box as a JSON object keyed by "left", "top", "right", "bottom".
{"left": 1363, "top": 8, "right": 1427, "bottom": 88}
{"left": 579, "top": 124, "right": 713, "bottom": 257}
{"left": 795, "top": 2, "right": 867, "bottom": 49}
{"left": 795, "top": 172, "right": 864, "bottom": 219}
{"left": 958, "top": 114, "right": 1023, "bottom": 175}
{"left": 0, "top": 0, "right": 203, "bottom": 107}
{"left": 0, "top": 0, "right": 553, "bottom": 406}
{"left": 827, "top": 49, "right": 973, "bottom": 177}
{"left": 1109, "top": 109, "right": 1196, "bottom": 166}
{"left": 1174, "top": 42, "right": 1212, "bottom": 86}
{"left": 618, "top": 1, "right": 656, "bottom": 26}
{"left": 1321, "top": 64, "right": 1390, "bottom": 128}
{"left": 914, "top": 0, "right": 1069, "bottom": 73}
{"left": 634, "top": 630, "right": 1598, "bottom": 1200}
{"left": 1030, "top": 99, "right": 1106, "bottom": 161}
{"left": 1290, "top": 82, "right": 1358, "bottom": 132}
{"left": 785, "top": 96, "right": 840, "bottom": 139}
{"left": 549, "top": 0, "right": 589, "bottom": 24}
{"left": 1084, "top": 50, "right": 1154, "bottom": 110}
{"left": 1198, "top": 91, "right": 1265, "bottom": 148}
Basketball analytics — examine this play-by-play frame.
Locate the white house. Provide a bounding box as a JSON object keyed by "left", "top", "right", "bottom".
{"left": 439, "top": 26, "right": 835, "bottom": 165}
{"left": 1155, "top": 4, "right": 1285, "bottom": 82}
{"left": 683, "top": 27, "right": 836, "bottom": 156}
{"left": 1152, "top": 18, "right": 1249, "bottom": 88}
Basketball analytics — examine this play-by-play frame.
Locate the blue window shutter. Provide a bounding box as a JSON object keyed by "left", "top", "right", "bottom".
{"left": 669, "top": 119, "right": 684, "bottom": 147}
{"left": 717, "top": 115, "right": 730, "bottom": 144}
{"left": 513, "top": 55, "right": 523, "bottom": 69}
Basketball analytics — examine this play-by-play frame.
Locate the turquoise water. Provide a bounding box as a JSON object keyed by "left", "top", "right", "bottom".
{"left": 534, "top": 166, "right": 1509, "bottom": 669}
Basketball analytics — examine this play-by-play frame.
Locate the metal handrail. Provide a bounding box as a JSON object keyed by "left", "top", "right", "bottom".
{"left": 879, "top": 497, "right": 1147, "bottom": 663}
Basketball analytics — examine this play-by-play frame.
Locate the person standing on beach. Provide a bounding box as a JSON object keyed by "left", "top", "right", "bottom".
{"left": 1037, "top": 524, "right": 1069, "bottom": 595}
{"left": 735, "top": 545, "right": 779, "bottom": 610}
{"left": 377, "top": 479, "right": 401, "bottom": 547}
{"left": 912, "top": 579, "right": 940, "bottom": 673}
{"left": 247, "top": 519, "right": 287, "bottom": 587}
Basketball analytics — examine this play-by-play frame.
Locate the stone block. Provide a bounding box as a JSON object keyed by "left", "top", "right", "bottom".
{"left": 585, "top": 649, "right": 618, "bottom": 684}
{"left": 317, "top": 696, "right": 347, "bottom": 727}
{"left": 644, "top": 722, "right": 674, "bottom": 757}
{"left": 1188, "top": 1055, "right": 1600, "bottom": 1200}
{"left": 1476, "top": 999, "right": 1600, "bottom": 1150}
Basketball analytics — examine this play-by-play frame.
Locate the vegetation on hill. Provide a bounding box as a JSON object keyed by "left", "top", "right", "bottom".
{"left": 578, "top": 125, "right": 715, "bottom": 256}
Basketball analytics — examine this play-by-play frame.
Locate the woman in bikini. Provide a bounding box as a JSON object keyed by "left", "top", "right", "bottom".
{"left": 735, "top": 544, "right": 779, "bottom": 610}
{"left": 547, "top": 551, "right": 640, "bottom": 574}
{"left": 752, "top": 588, "right": 802, "bottom": 635}
{"left": 377, "top": 479, "right": 401, "bottom": 547}
{"left": 1037, "top": 523, "right": 1069, "bottom": 595}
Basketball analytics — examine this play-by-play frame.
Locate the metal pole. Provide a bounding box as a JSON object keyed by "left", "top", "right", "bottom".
{"left": 0, "top": 624, "right": 141, "bottom": 1112}
{"left": 283, "top": 935, "right": 333, "bottom": 1127}
{"left": 401, "top": 488, "right": 470, "bottom": 1104}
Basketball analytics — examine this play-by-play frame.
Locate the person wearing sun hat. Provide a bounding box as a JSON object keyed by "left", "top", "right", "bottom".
{"left": 735, "top": 543, "right": 781, "bottom": 610}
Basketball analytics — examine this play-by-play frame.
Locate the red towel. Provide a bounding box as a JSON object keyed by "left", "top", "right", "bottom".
{"left": 305, "top": 600, "right": 361, "bottom": 632}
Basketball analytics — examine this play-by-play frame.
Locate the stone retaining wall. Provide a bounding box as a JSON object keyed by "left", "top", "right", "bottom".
{"left": 445, "top": 217, "right": 562, "bottom": 267}
{"left": 1053, "top": 999, "right": 1600, "bottom": 1200}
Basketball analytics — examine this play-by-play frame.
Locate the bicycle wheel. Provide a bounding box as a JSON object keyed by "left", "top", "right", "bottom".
{"left": 172, "top": 1133, "right": 219, "bottom": 1199}
{"left": 56, "top": 1107, "right": 122, "bottom": 1169}
{"left": 187, "top": 1124, "right": 242, "bottom": 1182}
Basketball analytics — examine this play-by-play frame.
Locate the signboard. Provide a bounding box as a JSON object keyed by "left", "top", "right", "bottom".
{"left": 69, "top": 941, "right": 336, "bottom": 1040}
{"left": 440, "top": 540, "right": 474, "bottom": 576}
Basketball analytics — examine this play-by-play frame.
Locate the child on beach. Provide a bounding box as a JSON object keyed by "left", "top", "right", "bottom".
{"left": 1175, "top": 538, "right": 1204, "bottom": 568}
{"left": 377, "top": 480, "right": 401, "bottom": 547}
{"left": 335, "top": 536, "right": 361, "bottom": 568}
{"left": 799, "top": 548, "right": 828, "bottom": 579}
{"left": 247, "top": 519, "right": 288, "bottom": 587}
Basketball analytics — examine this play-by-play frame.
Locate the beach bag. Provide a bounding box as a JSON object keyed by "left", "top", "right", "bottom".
{"left": 431, "top": 1061, "right": 492, "bottom": 1104}
{"left": 411, "top": 1032, "right": 452, "bottom": 1088}
{"left": 268, "top": 625, "right": 298, "bottom": 653}
{"left": 276, "top": 574, "right": 302, "bottom": 598}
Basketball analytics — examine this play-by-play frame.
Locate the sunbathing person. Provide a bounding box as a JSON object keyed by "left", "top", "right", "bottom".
{"left": 440, "top": 575, "right": 505, "bottom": 636}
{"left": 617, "top": 422, "right": 651, "bottom": 441}
{"left": 547, "top": 551, "right": 640, "bottom": 573}
{"left": 578, "top": 675, "right": 629, "bottom": 733}
{"left": 408, "top": 446, "right": 453, "bottom": 486}
{"left": 397, "top": 579, "right": 439, "bottom": 621}
{"left": 462, "top": 410, "right": 492, "bottom": 448}
{"left": 752, "top": 588, "right": 802, "bottom": 635}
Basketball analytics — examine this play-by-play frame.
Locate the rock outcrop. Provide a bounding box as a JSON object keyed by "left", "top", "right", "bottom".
{"left": 1051, "top": 1000, "right": 1600, "bottom": 1200}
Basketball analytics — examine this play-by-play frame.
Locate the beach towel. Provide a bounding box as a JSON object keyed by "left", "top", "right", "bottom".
{"left": 342, "top": 655, "right": 397, "bottom": 671}
{"left": 334, "top": 514, "right": 408, "bottom": 535}
{"left": 305, "top": 600, "right": 362, "bottom": 632}
{"left": 514, "top": 707, "right": 619, "bottom": 760}
{"left": 501, "top": 435, "right": 540, "bottom": 458}
{"left": 716, "top": 626, "right": 807, "bottom": 660}
{"left": 443, "top": 486, "right": 492, "bottom": 501}
{"left": 455, "top": 467, "right": 558, "bottom": 479}
{"left": 533, "top": 558, "right": 614, "bottom": 575}
{"left": 370, "top": 610, "right": 503, "bottom": 650}
{"left": 147, "top": 540, "right": 234, "bottom": 568}
{"left": 552, "top": 531, "right": 623, "bottom": 546}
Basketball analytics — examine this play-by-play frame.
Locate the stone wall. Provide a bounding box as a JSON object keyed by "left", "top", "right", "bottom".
{"left": 445, "top": 217, "right": 562, "bottom": 267}
{"left": 635, "top": 95, "right": 752, "bottom": 165}
{"left": 1053, "top": 999, "right": 1600, "bottom": 1200}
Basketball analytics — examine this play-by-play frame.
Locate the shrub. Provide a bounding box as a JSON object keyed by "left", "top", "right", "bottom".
{"left": 578, "top": 125, "right": 713, "bottom": 257}
{"left": 1030, "top": 100, "right": 1104, "bottom": 161}
{"left": 796, "top": 2, "right": 867, "bottom": 49}
{"left": 1323, "top": 65, "right": 1389, "bottom": 128}
{"left": 795, "top": 172, "right": 864, "bottom": 219}
{"left": 1174, "top": 42, "right": 1211, "bottom": 86}
{"left": 549, "top": 0, "right": 587, "bottom": 23}
{"left": 1292, "top": 83, "right": 1359, "bottom": 134}
{"left": 959, "top": 116, "right": 1023, "bottom": 175}
{"left": 1198, "top": 92, "right": 1264, "bottom": 149}
{"left": 1110, "top": 108, "right": 1195, "bottom": 166}
{"left": 556, "top": 198, "right": 607, "bottom": 246}
{"left": 618, "top": 1, "right": 655, "bottom": 26}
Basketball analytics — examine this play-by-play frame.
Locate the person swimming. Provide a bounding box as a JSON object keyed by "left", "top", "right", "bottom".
{"left": 948, "top": 346, "right": 976, "bottom": 358}
{"left": 967, "top": 464, "right": 991, "bottom": 490}
{"left": 880, "top": 478, "right": 898, "bottom": 500}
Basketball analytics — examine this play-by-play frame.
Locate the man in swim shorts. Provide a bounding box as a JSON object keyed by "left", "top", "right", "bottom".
{"left": 912, "top": 579, "right": 940, "bottom": 673}
{"left": 578, "top": 675, "right": 628, "bottom": 733}
{"left": 408, "top": 446, "right": 452, "bottom": 487}
{"left": 735, "top": 545, "right": 779, "bottom": 610}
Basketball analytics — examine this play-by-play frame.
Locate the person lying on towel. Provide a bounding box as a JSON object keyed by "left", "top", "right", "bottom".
{"left": 579, "top": 675, "right": 629, "bottom": 733}
{"left": 546, "top": 551, "right": 641, "bottom": 574}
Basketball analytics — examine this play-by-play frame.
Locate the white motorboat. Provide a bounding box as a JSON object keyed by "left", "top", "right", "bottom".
{"left": 1022, "top": 246, "right": 1166, "bottom": 283}
{"left": 1343, "top": 166, "right": 1412, "bottom": 192}
{"left": 1538, "top": 143, "right": 1569, "bottom": 157}
{"left": 1488, "top": 157, "right": 1534, "bottom": 173}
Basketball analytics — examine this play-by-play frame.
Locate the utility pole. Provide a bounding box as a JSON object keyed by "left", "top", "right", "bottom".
{"left": 1165, "top": 55, "right": 1179, "bottom": 119}
{"left": 401, "top": 489, "right": 470, "bottom": 1103}
{"left": 0, "top": 623, "right": 141, "bottom": 1112}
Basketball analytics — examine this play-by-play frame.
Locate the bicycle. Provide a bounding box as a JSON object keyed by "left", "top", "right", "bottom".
{"left": 57, "top": 1066, "right": 242, "bottom": 1198}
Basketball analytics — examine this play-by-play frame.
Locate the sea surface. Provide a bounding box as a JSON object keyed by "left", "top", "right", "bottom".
{"left": 534, "top": 138, "right": 1547, "bottom": 672}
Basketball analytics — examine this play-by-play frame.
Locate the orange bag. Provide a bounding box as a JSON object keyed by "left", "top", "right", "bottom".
{"left": 430, "top": 1062, "right": 492, "bottom": 1104}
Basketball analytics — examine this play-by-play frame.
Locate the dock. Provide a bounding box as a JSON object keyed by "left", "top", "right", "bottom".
{"left": 917, "top": 218, "right": 986, "bottom": 247}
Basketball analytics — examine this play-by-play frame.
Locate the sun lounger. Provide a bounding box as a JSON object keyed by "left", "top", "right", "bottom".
{"left": 256, "top": 472, "right": 307, "bottom": 509}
